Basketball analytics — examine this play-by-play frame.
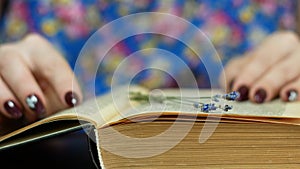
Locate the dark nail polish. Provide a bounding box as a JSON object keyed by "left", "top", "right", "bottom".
{"left": 65, "top": 91, "right": 79, "bottom": 107}
{"left": 26, "top": 94, "right": 45, "bottom": 116}
{"left": 237, "top": 85, "right": 249, "bottom": 101}
{"left": 287, "top": 90, "right": 298, "bottom": 102}
{"left": 4, "top": 100, "right": 22, "bottom": 119}
{"left": 254, "top": 89, "right": 267, "bottom": 104}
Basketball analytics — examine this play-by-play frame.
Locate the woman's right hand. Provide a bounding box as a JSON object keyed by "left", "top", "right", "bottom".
{"left": 0, "top": 33, "right": 82, "bottom": 124}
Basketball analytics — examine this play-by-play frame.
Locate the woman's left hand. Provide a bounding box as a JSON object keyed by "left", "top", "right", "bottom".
{"left": 221, "top": 31, "right": 300, "bottom": 103}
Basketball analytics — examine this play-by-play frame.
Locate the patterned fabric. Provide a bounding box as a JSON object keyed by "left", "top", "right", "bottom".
{"left": 0, "top": 0, "right": 297, "bottom": 97}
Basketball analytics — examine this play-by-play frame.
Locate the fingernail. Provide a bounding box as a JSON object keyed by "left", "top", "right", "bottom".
{"left": 4, "top": 100, "right": 22, "bottom": 119}
{"left": 287, "top": 90, "right": 298, "bottom": 102}
{"left": 26, "top": 94, "right": 45, "bottom": 116}
{"left": 65, "top": 91, "right": 79, "bottom": 107}
{"left": 254, "top": 89, "right": 267, "bottom": 104}
{"left": 237, "top": 85, "right": 249, "bottom": 101}
{"left": 229, "top": 79, "right": 234, "bottom": 91}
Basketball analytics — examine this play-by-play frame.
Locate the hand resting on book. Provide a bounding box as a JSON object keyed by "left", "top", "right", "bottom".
{"left": 222, "top": 31, "right": 300, "bottom": 104}
{"left": 0, "top": 33, "right": 82, "bottom": 123}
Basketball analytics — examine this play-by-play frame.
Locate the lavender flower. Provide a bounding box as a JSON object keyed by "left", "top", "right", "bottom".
{"left": 199, "top": 103, "right": 217, "bottom": 112}
{"left": 222, "top": 91, "right": 240, "bottom": 101}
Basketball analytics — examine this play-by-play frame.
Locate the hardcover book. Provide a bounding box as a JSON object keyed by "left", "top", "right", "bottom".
{"left": 1, "top": 86, "right": 300, "bottom": 168}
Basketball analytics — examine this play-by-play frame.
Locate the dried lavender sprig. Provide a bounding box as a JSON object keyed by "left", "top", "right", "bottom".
{"left": 129, "top": 92, "right": 203, "bottom": 103}
{"left": 212, "top": 91, "right": 240, "bottom": 102}
{"left": 193, "top": 103, "right": 233, "bottom": 112}
{"left": 129, "top": 91, "right": 238, "bottom": 113}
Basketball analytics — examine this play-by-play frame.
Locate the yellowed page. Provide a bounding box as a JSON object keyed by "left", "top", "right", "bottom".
{"left": 119, "top": 88, "right": 300, "bottom": 121}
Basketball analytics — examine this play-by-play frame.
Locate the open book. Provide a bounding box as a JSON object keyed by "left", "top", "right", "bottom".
{"left": 1, "top": 85, "right": 300, "bottom": 168}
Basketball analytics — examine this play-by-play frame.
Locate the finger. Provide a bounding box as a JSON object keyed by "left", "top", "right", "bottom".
{"left": 22, "top": 35, "right": 82, "bottom": 108}
{"left": 0, "top": 53, "right": 46, "bottom": 122}
{"left": 248, "top": 50, "right": 300, "bottom": 103}
{"left": 34, "top": 57, "right": 81, "bottom": 108}
{"left": 280, "top": 76, "right": 300, "bottom": 102}
{"left": 233, "top": 31, "right": 299, "bottom": 100}
{"left": 220, "top": 54, "right": 251, "bottom": 92}
{"left": 0, "top": 76, "right": 23, "bottom": 119}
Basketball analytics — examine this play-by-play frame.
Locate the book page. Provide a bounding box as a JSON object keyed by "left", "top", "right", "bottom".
{"left": 165, "top": 89, "right": 300, "bottom": 118}
{"left": 119, "top": 88, "right": 300, "bottom": 120}
{"left": 36, "top": 85, "right": 148, "bottom": 126}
